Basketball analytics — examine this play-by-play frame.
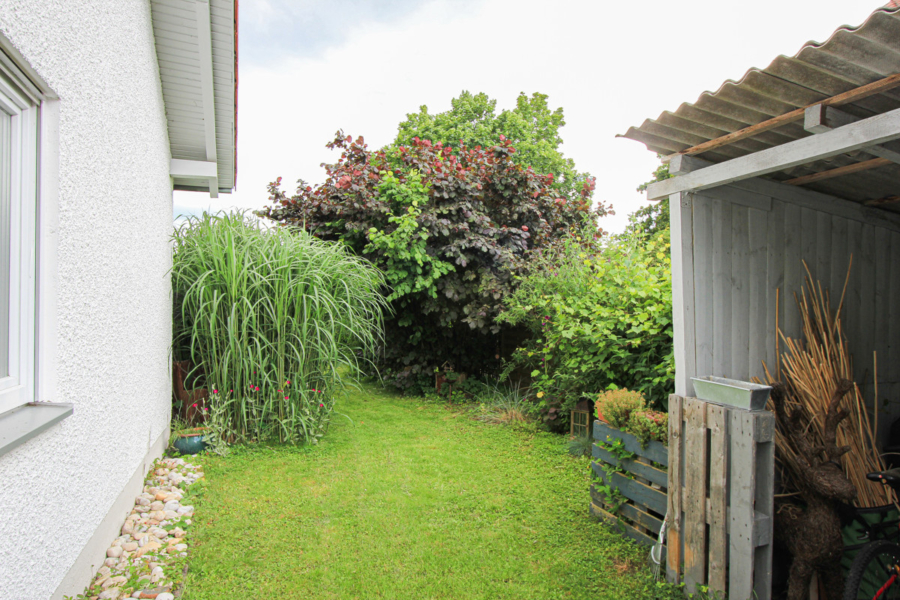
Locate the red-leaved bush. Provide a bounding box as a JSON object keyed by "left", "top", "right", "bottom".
{"left": 259, "top": 131, "right": 611, "bottom": 391}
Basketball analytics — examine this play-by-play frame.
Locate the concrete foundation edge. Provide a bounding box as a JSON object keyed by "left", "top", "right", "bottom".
{"left": 51, "top": 425, "right": 171, "bottom": 600}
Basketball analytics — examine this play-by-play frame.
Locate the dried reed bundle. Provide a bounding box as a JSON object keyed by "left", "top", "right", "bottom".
{"left": 763, "top": 261, "right": 892, "bottom": 508}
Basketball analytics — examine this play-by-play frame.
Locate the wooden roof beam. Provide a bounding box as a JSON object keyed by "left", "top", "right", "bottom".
{"left": 804, "top": 104, "right": 900, "bottom": 165}
{"left": 662, "top": 72, "right": 900, "bottom": 162}
{"left": 646, "top": 106, "right": 900, "bottom": 200}
{"left": 784, "top": 157, "right": 893, "bottom": 186}
{"left": 864, "top": 195, "right": 900, "bottom": 207}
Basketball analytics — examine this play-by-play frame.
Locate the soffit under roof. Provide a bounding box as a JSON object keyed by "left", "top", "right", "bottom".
{"left": 150, "top": 0, "right": 236, "bottom": 195}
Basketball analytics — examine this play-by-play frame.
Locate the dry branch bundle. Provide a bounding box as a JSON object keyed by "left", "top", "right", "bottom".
{"left": 763, "top": 262, "right": 892, "bottom": 508}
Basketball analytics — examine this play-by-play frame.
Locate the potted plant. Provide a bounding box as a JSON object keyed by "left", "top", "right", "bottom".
{"left": 595, "top": 388, "right": 645, "bottom": 427}
{"left": 169, "top": 420, "right": 208, "bottom": 455}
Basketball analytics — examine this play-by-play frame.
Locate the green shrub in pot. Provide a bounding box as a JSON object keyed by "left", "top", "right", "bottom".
{"left": 596, "top": 389, "right": 645, "bottom": 429}
{"left": 627, "top": 409, "right": 668, "bottom": 447}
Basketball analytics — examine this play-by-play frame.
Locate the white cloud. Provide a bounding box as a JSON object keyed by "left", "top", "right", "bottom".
{"left": 175, "top": 0, "right": 885, "bottom": 233}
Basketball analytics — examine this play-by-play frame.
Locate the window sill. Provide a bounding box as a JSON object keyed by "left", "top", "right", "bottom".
{"left": 0, "top": 402, "right": 73, "bottom": 458}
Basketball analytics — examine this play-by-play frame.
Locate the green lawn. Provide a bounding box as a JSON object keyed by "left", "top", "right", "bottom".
{"left": 182, "top": 383, "right": 679, "bottom": 600}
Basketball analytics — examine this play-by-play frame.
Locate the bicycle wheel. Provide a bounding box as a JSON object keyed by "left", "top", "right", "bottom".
{"left": 844, "top": 539, "right": 900, "bottom": 600}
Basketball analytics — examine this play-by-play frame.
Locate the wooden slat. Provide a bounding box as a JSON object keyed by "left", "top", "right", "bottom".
{"left": 694, "top": 195, "right": 715, "bottom": 377}
{"left": 667, "top": 395, "right": 684, "bottom": 585}
{"left": 590, "top": 463, "right": 668, "bottom": 516}
{"left": 593, "top": 421, "right": 669, "bottom": 466}
{"left": 874, "top": 227, "right": 891, "bottom": 441}
{"left": 800, "top": 207, "right": 818, "bottom": 279}
{"left": 731, "top": 206, "right": 751, "bottom": 381}
{"left": 859, "top": 224, "right": 876, "bottom": 400}
{"left": 590, "top": 503, "right": 659, "bottom": 547}
{"left": 592, "top": 444, "right": 668, "bottom": 488}
{"left": 713, "top": 199, "right": 733, "bottom": 377}
{"left": 765, "top": 200, "right": 786, "bottom": 375}
{"left": 667, "top": 72, "right": 900, "bottom": 159}
{"left": 729, "top": 411, "right": 757, "bottom": 600}
{"left": 748, "top": 208, "right": 768, "bottom": 381}
{"left": 847, "top": 220, "right": 863, "bottom": 382}
{"left": 707, "top": 405, "right": 729, "bottom": 595}
{"left": 753, "top": 412, "right": 776, "bottom": 600}
{"left": 890, "top": 233, "right": 900, "bottom": 388}
{"left": 829, "top": 217, "right": 849, "bottom": 317}
{"left": 683, "top": 398, "right": 709, "bottom": 593}
{"left": 784, "top": 157, "right": 893, "bottom": 186}
{"left": 782, "top": 202, "right": 802, "bottom": 340}
{"left": 590, "top": 486, "right": 664, "bottom": 534}
{"left": 816, "top": 212, "right": 832, "bottom": 291}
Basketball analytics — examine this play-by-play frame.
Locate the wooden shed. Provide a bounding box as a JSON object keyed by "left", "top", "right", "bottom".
{"left": 622, "top": 6, "right": 900, "bottom": 442}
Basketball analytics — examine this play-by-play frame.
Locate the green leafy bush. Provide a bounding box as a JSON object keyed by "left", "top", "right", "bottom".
{"left": 498, "top": 229, "right": 674, "bottom": 422}
{"left": 627, "top": 409, "right": 669, "bottom": 447}
{"left": 172, "top": 212, "right": 388, "bottom": 444}
{"left": 260, "top": 132, "right": 608, "bottom": 392}
{"left": 597, "top": 389, "right": 646, "bottom": 429}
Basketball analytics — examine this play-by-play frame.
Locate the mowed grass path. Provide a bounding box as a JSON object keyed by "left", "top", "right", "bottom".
{"left": 182, "top": 383, "right": 676, "bottom": 600}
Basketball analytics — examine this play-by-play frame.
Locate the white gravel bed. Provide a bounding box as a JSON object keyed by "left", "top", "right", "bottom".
{"left": 66, "top": 457, "right": 203, "bottom": 600}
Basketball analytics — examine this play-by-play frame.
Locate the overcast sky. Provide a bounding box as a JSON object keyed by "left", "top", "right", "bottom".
{"left": 173, "top": 0, "right": 886, "bottom": 233}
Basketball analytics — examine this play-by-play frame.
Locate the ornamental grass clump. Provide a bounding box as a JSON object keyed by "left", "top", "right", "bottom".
{"left": 172, "top": 212, "right": 388, "bottom": 444}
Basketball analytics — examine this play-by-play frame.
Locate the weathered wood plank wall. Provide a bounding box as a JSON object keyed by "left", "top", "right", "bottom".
{"left": 673, "top": 181, "right": 900, "bottom": 440}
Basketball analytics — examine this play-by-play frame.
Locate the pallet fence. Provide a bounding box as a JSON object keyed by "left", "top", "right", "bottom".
{"left": 668, "top": 394, "right": 775, "bottom": 600}
{"left": 590, "top": 420, "right": 669, "bottom": 548}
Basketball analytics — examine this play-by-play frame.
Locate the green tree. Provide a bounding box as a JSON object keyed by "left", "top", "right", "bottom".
{"left": 624, "top": 158, "right": 671, "bottom": 238}
{"left": 392, "top": 91, "right": 591, "bottom": 204}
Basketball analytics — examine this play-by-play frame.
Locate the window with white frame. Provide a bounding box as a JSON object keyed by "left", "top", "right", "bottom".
{"left": 0, "top": 63, "right": 37, "bottom": 416}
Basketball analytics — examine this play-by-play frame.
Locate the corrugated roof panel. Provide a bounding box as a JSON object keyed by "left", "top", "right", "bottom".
{"left": 623, "top": 7, "right": 900, "bottom": 205}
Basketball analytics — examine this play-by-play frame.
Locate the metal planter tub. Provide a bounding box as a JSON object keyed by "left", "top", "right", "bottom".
{"left": 690, "top": 376, "right": 772, "bottom": 411}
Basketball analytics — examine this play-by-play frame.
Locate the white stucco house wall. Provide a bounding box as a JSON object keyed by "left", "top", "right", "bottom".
{"left": 0, "top": 2, "right": 236, "bottom": 599}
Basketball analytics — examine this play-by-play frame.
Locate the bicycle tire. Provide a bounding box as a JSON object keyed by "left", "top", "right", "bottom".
{"left": 844, "top": 539, "right": 900, "bottom": 600}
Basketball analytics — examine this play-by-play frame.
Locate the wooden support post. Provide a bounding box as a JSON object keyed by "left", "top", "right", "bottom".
{"left": 753, "top": 412, "right": 775, "bottom": 600}
{"left": 729, "top": 410, "right": 775, "bottom": 600}
{"left": 729, "top": 411, "right": 757, "bottom": 600}
{"left": 683, "top": 398, "right": 709, "bottom": 593}
{"left": 667, "top": 394, "right": 684, "bottom": 585}
{"left": 671, "top": 192, "right": 697, "bottom": 397}
{"left": 707, "top": 404, "right": 729, "bottom": 595}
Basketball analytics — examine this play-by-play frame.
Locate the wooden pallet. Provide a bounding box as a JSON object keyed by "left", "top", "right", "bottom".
{"left": 667, "top": 394, "right": 775, "bottom": 600}
{"left": 590, "top": 420, "right": 669, "bottom": 548}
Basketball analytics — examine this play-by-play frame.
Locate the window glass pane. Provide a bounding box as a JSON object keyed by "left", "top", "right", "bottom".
{"left": 0, "top": 108, "right": 11, "bottom": 379}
